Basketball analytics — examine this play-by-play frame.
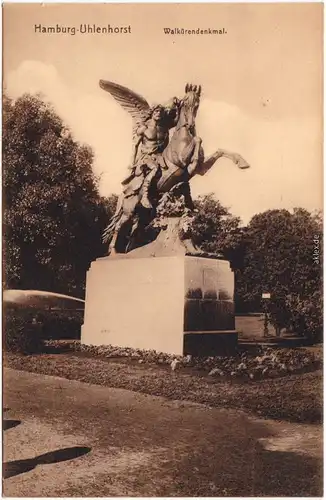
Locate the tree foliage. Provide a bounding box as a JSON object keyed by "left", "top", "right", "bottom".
{"left": 187, "top": 199, "right": 322, "bottom": 340}
{"left": 191, "top": 193, "right": 244, "bottom": 267}
{"left": 3, "top": 93, "right": 112, "bottom": 296}
{"left": 235, "top": 208, "right": 322, "bottom": 339}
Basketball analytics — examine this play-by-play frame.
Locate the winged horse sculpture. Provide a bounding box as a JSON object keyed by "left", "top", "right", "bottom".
{"left": 99, "top": 80, "right": 250, "bottom": 254}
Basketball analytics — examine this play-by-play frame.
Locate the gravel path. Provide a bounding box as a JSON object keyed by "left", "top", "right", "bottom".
{"left": 3, "top": 368, "right": 322, "bottom": 497}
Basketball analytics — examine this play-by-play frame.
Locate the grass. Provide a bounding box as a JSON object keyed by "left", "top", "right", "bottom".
{"left": 4, "top": 348, "right": 322, "bottom": 424}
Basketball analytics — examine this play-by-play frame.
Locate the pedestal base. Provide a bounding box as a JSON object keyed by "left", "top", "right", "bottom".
{"left": 184, "top": 331, "right": 238, "bottom": 357}
{"left": 81, "top": 254, "right": 237, "bottom": 356}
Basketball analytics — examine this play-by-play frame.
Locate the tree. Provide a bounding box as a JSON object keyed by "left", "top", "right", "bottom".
{"left": 235, "top": 208, "right": 322, "bottom": 339}
{"left": 102, "top": 194, "right": 118, "bottom": 219}
{"left": 191, "top": 193, "right": 244, "bottom": 264}
{"left": 3, "top": 93, "right": 113, "bottom": 296}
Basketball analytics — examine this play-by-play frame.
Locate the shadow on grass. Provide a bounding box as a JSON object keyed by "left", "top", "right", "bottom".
{"left": 3, "top": 420, "right": 21, "bottom": 431}
{"left": 3, "top": 446, "right": 91, "bottom": 479}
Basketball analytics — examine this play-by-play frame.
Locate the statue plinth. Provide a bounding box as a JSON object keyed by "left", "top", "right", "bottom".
{"left": 81, "top": 224, "right": 237, "bottom": 356}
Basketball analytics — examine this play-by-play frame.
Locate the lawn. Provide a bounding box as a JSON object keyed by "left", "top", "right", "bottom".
{"left": 236, "top": 314, "right": 274, "bottom": 339}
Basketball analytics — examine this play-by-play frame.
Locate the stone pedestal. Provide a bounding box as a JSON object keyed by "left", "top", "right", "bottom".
{"left": 183, "top": 256, "right": 237, "bottom": 356}
{"left": 81, "top": 254, "right": 237, "bottom": 356}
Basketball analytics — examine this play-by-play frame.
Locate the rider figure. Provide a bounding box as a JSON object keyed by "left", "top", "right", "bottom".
{"left": 122, "top": 98, "right": 180, "bottom": 209}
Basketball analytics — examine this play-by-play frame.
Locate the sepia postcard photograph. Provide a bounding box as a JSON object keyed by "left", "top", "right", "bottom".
{"left": 2, "top": 2, "right": 323, "bottom": 497}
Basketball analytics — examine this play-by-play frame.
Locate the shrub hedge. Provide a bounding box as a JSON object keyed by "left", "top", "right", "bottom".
{"left": 4, "top": 309, "right": 45, "bottom": 354}
{"left": 3, "top": 308, "right": 83, "bottom": 353}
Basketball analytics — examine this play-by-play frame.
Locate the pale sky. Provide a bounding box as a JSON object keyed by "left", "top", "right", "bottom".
{"left": 3, "top": 3, "right": 323, "bottom": 224}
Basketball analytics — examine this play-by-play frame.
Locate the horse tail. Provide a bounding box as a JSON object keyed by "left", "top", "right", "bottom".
{"left": 102, "top": 195, "right": 124, "bottom": 243}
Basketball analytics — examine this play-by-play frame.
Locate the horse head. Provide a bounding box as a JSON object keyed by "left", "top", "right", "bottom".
{"left": 179, "top": 83, "right": 202, "bottom": 131}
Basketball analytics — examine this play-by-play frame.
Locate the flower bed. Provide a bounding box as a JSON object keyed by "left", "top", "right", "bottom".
{"left": 45, "top": 340, "right": 322, "bottom": 381}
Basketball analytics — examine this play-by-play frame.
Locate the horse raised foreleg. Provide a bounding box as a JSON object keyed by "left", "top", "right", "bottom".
{"left": 194, "top": 149, "right": 250, "bottom": 177}
{"left": 187, "top": 137, "right": 203, "bottom": 177}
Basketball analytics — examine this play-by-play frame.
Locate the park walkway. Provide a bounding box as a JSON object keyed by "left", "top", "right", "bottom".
{"left": 3, "top": 368, "right": 322, "bottom": 497}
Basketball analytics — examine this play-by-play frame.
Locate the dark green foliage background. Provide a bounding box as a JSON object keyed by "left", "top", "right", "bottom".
{"left": 3, "top": 94, "right": 114, "bottom": 297}
{"left": 4, "top": 309, "right": 44, "bottom": 354}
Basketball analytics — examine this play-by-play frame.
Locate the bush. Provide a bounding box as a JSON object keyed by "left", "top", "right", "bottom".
{"left": 266, "top": 297, "right": 292, "bottom": 336}
{"left": 264, "top": 292, "right": 322, "bottom": 343}
{"left": 4, "top": 308, "right": 83, "bottom": 351}
{"left": 41, "top": 310, "right": 83, "bottom": 340}
{"left": 4, "top": 309, "right": 45, "bottom": 354}
{"left": 286, "top": 291, "right": 323, "bottom": 343}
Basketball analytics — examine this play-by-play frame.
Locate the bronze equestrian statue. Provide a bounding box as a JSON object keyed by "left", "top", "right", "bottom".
{"left": 99, "top": 80, "right": 250, "bottom": 254}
